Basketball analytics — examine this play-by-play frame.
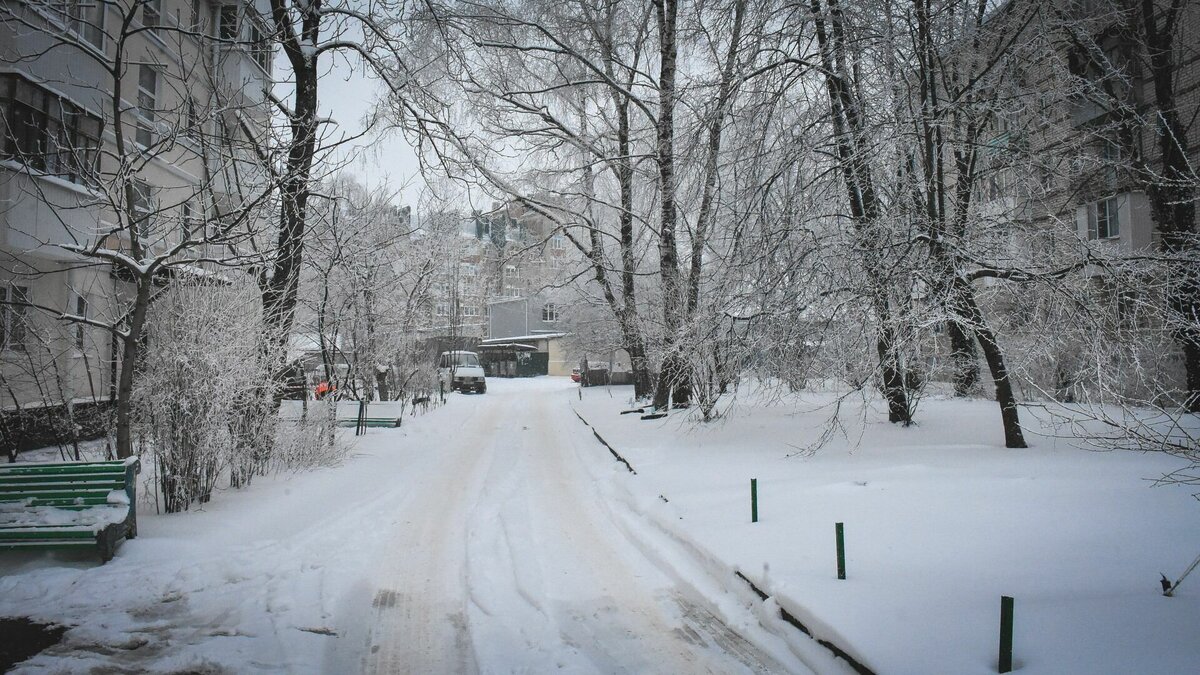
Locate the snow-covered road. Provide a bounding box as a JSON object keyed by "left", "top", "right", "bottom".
{"left": 0, "top": 378, "right": 826, "bottom": 673}
{"left": 342, "top": 381, "right": 800, "bottom": 674}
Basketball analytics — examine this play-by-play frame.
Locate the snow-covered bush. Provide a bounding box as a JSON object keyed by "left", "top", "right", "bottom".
{"left": 135, "top": 279, "right": 272, "bottom": 512}
{"left": 271, "top": 398, "right": 346, "bottom": 471}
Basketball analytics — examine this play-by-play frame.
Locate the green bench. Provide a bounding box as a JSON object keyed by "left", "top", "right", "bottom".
{"left": 278, "top": 401, "right": 403, "bottom": 429}
{"left": 0, "top": 458, "right": 140, "bottom": 563}
{"left": 335, "top": 401, "right": 403, "bottom": 429}
{"left": 335, "top": 418, "right": 400, "bottom": 428}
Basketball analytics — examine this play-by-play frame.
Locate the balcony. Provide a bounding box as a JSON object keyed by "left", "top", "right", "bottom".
{"left": 0, "top": 162, "right": 101, "bottom": 262}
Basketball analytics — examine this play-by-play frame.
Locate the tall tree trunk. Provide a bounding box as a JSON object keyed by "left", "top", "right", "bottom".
{"left": 951, "top": 281, "right": 1027, "bottom": 447}
{"left": 1139, "top": 0, "right": 1200, "bottom": 411}
{"left": 652, "top": 0, "right": 689, "bottom": 410}
{"left": 947, "top": 322, "right": 980, "bottom": 395}
{"left": 108, "top": 41, "right": 155, "bottom": 460}
{"left": 613, "top": 68, "right": 652, "bottom": 400}
{"left": 909, "top": 0, "right": 1025, "bottom": 446}
{"left": 579, "top": 67, "right": 654, "bottom": 400}
{"left": 114, "top": 281, "right": 151, "bottom": 459}
{"left": 810, "top": 0, "right": 912, "bottom": 423}
{"left": 944, "top": 139, "right": 982, "bottom": 395}
{"left": 264, "top": 0, "right": 322, "bottom": 398}
{"left": 616, "top": 127, "right": 653, "bottom": 400}
{"left": 625, "top": 334, "right": 654, "bottom": 399}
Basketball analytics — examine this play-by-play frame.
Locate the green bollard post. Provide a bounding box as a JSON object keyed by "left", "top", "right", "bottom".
{"left": 999, "top": 595, "right": 1014, "bottom": 673}
{"left": 751, "top": 478, "right": 758, "bottom": 523}
{"left": 836, "top": 522, "right": 846, "bottom": 580}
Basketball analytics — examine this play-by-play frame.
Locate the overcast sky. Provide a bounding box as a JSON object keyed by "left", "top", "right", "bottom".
{"left": 313, "top": 53, "right": 426, "bottom": 209}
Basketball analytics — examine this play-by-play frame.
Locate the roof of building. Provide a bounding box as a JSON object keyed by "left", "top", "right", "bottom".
{"left": 477, "top": 342, "right": 537, "bottom": 351}
{"left": 480, "top": 332, "right": 568, "bottom": 344}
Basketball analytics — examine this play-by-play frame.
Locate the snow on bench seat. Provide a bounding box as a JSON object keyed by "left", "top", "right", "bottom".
{"left": 0, "top": 458, "right": 140, "bottom": 563}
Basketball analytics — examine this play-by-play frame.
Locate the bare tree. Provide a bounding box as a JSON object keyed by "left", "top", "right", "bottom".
{"left": 299, "top": 176, "right": 417, "bottom": 401}
{"left": 805, "top": 0, "right": 915, "bottom": 424}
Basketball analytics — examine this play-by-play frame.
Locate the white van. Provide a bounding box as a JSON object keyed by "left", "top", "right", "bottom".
{"left": 438, "top": 350, "right": 487, "bottom": 394}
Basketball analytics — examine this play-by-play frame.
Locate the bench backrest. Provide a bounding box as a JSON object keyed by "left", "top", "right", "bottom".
{"left": 279, "top": 399, "right": 405, "bottom": 421}
{"left": 0, "top": 458, "right": 140, "bottom": 509}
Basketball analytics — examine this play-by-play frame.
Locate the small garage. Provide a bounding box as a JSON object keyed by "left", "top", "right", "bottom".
{"left": 479, "top": 333, "right": 568, "bottom": 377}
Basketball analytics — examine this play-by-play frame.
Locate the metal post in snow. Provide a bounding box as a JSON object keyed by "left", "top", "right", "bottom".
{"left": 999, "top": 595, "right": 1014, "bottom": 673}
{"left": 751, "top": 478, "right": 758, "bottom": 523}
{"left": 835, "top": 522, "right": 846, "bottom": 580}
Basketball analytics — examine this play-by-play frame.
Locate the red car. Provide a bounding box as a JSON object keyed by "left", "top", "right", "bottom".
{"left": 570, "top": 368, "right": 581, "bottom": 383}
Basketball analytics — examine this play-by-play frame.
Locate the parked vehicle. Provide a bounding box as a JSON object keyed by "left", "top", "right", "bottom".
{"left": 570, "top": 368, "right": 581, "bottom": 383}
{"left": 438, "top": 351, "right": 487, "bottom": 394}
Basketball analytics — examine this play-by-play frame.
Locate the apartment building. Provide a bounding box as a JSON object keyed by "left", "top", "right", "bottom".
{"left": 974, "top": 0, "right": 1199, "bottom": 259}
{"left": 1, "top": 0, "right": 273, "bottom": 439}
{"left": 952, "top": 0, "right": 1200, "bottom": 400}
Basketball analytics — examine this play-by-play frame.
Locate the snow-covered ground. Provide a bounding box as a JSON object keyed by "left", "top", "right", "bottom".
{"left": 2, "top": 377, "right": 1197, "bottom": 674}
{"left": 570, "top": 380, "right": 1200, "bottom": 675}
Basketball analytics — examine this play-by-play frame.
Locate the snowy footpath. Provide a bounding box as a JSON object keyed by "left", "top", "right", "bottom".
{"left": 0, "top": 378, "right": 845, "bottom": 674}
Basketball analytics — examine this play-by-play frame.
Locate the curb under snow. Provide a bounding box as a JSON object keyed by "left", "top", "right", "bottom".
{"left": 570, "top": 403, "right": 877, "bottom": 675}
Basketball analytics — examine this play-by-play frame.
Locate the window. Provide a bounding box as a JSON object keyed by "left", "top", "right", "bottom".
{"left": 74, "top": 293, "right": 88, "bottom": 350}
{"left": 542, "top": 303, "right": 558, "bottom": 323}
{"left": 440, "top": 352, "right": 479, "bottom": 368}
{"left": 460, "top": 263, "right": 478, "bottom": 278}
{"left": 66, "top": 0, "right": 105, "bottom": 48}
{"left": 142, "top": 0, "right": 162, "bottom": 28}
{"left": 462, "top": 305, "right": 480, "bottom": 317}
{"left": 435, "top": 302, "right": 449, "bottom": 317}
{"left": 131, "top": 179, "right": 154, "bottom": 239}
{"left": 1038, "top": 166, "right": 1054, "bottom": 193}
{"left": 0, "top": 74, "right": 102, "bottom": 184}
{"left": 218, "top": 4, "right": 239, "bottom": 40}
{"left": 503, "top": 264, "right": 519, "bottom": 279}
{"left": 136, "top": 65, "right": 158, "bottom": 147}
{"left": 182, "top": 201, "right": 202, "bottom": 240}
{"left": 248, "top": 17, "right": 271, "bottom": 72}
{"left": 550, "top": 233, "right": 565, "bottom": 250}
{"left": 1101, "top": 138, "right": 1122, "bottom": 185}
{"left": 1, "top": 285, "right": 30, "bottom": 352}
{"left": 184, "top": 97, "right": 200, "bottom": 140}
{"left": 1089, "top": 196, "right": 1120, "bottom": 240}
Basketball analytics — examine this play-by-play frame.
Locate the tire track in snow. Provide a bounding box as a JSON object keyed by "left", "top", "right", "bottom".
{"left": 462, "top": 394, "right": 791, "bottom": 674}
{"left": 356, "top": 395, "right": 506, "bottom": 675}
{"left": 351, "top": 385, "right": 805, "bottom": 674}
